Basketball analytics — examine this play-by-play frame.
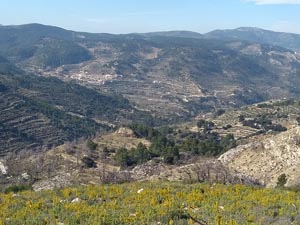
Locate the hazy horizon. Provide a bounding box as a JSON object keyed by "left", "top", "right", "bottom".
{"left": 1, "top": 0, "right": 300, "bottom": 34}
{"left": 2, "top": 22, "right": 300, "bottom": 35}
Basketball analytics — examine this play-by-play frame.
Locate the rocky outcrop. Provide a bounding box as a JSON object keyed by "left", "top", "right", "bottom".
{"left": 126, "top": 158, "right": 259, "bottom": 185}
{"left": 0, "top": 161, "right": 7, "bottom": 175}
{"left": 32, "top": 173, "right": 73, "bottom": 191}
{"left": 115, "top": 127, "right": 135, "bottom": 137}
{"left": 219, "top": 127, "right": 300, "bottom": 187}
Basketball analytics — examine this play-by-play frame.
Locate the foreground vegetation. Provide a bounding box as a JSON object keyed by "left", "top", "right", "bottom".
{"left": 1, "top": 182, "right": 300, "bottom": 224}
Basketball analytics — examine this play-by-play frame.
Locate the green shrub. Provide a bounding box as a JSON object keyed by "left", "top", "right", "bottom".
{"left": 86, "top": 139, "right": 98, "bottom": 151}
{"left": 277, "top": 174, "right": 287, "bottom": 188}
{"left": 4, "top": 184, "right": 32, "bottom": 193}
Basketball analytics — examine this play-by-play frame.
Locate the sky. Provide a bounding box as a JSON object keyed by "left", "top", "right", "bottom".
{"left": 1, "top": 0, "right": 300, "bottom": 34}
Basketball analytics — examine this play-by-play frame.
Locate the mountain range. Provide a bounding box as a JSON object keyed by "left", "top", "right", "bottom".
{"left": 1, "top": 23, "right": 300, "bottom": 156}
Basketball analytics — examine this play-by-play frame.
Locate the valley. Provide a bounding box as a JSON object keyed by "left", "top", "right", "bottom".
{"left": 2, "top": 0, "right": 300, "bottom": 222}
{"left": 2, "top": 24, "right": 300, "bottom": 121}
{"left": 1, "top": 24, "right": 300, "bottom": 218}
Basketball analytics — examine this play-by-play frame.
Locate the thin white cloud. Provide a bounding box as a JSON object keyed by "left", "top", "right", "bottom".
{"left": 246, "top": 0, "right": 300, "bottom": 4}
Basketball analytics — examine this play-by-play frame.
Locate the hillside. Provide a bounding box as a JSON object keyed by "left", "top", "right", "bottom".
{"left": 0, "top": 24, "right": 92, "bottom": 68}
{"left": 219, "top": 126, "right": 300, "bottom": 188}
{"left": 0, "top": 122, "right": 258, "bottom": 191}
{"left": 203, "top": 99, "right": 299, "bottom": 140}
{"left": 0, "top": 97, "right": 299, "bottom": 188}
{"left": 212, "top": 100, "right": 300, "bottom": 188}
{"left": 66, "top": 34, "right": 300, "bottom": 118}
{"left": 0, "top": 65, "right": 153, "bottom": 156}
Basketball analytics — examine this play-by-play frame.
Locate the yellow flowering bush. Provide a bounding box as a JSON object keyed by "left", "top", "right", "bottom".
{"left": 1, "top": 182, "right": 300, "bottom": 224}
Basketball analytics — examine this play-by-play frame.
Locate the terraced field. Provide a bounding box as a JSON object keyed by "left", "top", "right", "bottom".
{"left": 209, "top": 100, "right": 300, "bottom": 140}
{"left": 0, "top": 71, "right": 150, "bottom": 156}
{"left": 0, "top": 92, "right": 81, "bottom": 156}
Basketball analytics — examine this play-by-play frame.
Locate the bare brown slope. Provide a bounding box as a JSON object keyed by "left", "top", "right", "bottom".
{"left": 219, "top": 126, "right": 300, "bottom": 187}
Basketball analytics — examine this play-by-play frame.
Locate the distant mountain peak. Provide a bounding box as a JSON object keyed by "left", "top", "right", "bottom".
{"left": 136, "top": 30, "right": 203, "bottom": 39}
{"left": 205, "top": 26, "right": 300, "bottom": 51}
{"left": 235, "top": 27, "right": 266, "bottom": 32}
